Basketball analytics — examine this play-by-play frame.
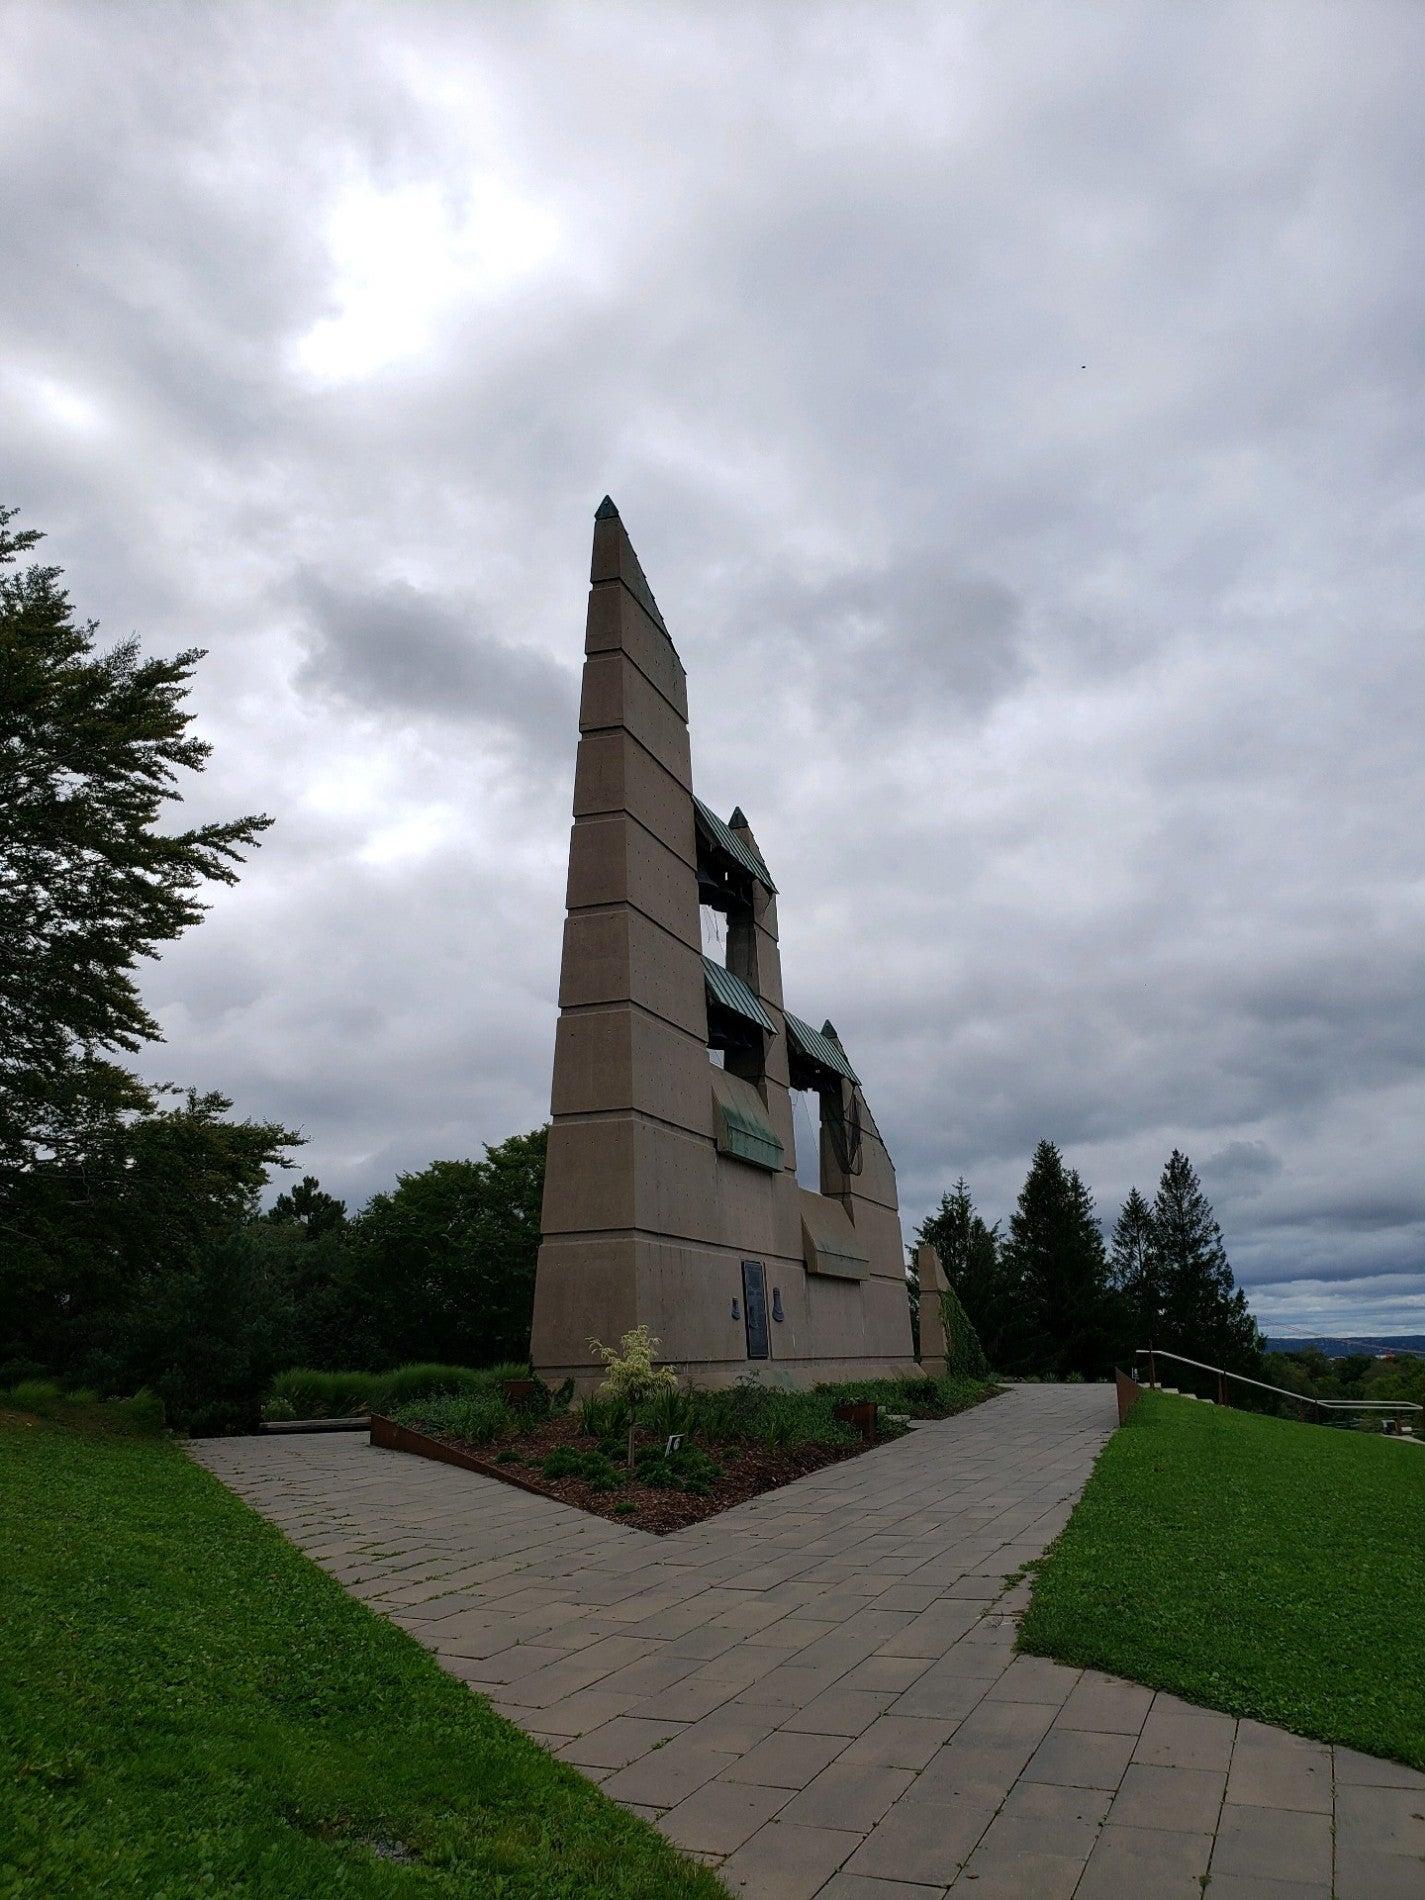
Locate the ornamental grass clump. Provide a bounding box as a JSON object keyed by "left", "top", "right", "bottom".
{"left": 589, "top": 1326, "right": 679, "bottom": 1469}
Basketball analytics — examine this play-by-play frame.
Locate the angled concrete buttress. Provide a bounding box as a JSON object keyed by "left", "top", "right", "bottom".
{"left": 529, "top": 499, "right": 921, "bottom": 1389}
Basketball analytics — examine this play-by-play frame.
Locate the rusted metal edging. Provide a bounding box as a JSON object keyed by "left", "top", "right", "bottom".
{"left": 368, "top": 1413, "right": 556, "bottom": 1501}
{"left": 1114, "top": 1368, "right": 1143, "bottom": 1425}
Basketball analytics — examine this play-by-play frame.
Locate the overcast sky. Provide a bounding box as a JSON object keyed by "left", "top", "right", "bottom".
{"left": 6, "top": 3, "right": 1423, "bottom": 1336}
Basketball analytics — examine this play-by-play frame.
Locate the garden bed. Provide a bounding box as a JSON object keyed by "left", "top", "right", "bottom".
{"left": 373, "top": 1373, "right": 998, "bottom": 1534}
{"left": 372, "top": 1410, "right": 875, "bottom": 1531}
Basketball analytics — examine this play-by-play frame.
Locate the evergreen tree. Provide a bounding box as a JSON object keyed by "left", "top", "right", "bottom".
{"left": 1000, "top": 1140, "right": 1114, "bottom": 1378}
{"left": 917, "top": 1178, "right": 1011, "bottom": 1366}
{"left": 268, "top": 1175, "right": 348, "bottom": 1238}
{"left": 1151, "top": 1149, "right": 1261, "bottom": 1370}
{"left": 1109, "top": 1186, "right": 1161, "bottom": 1351}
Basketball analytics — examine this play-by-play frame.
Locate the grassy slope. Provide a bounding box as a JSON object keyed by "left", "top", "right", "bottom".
{"left": 0, "top": 1412, "right": 724, "bottom": 1900}
{"left": 1018, "top": 1392, "right": 1425, "bottom": 1769}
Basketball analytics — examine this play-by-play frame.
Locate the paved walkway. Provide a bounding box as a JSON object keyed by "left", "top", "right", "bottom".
{"left": 194, "top": 1386, "right": 1422, "bottom": 1899}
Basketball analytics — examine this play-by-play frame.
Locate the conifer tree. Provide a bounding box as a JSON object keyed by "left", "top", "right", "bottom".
{"left": 1151, "top": 1149, "right": 1261, "bottom": 1369}
{"left": 1109, "top": 1186, "right": 1161, "bottom": 1350}
{"left": 917, "top": 1177, "right": 1011, "bottom": 1367}
{"left": 1001, "top": 1139, "right": 1114, "bottom": 1377}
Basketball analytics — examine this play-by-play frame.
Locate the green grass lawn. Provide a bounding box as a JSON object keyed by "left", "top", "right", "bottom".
{"left": 0, "top": 1408, "right": 724, "bottom": 1899}
{"left": 1018, "top": 1391, "right": 1425, "bottom": 1769}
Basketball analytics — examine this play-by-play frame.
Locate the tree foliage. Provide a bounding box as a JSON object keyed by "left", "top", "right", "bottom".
{"left": 916, "top": 1178, "right": 1012, "bottom": 1366}
{"left": 1000, "top": 1139, "right": 1115, "bottom": 1378}
{"left": 1151, "top": 1149, "right": 1261, "bottom": 1369}
{"left": 0, "top": 507, "right": 272, "bottom": 1170}
{"left": 1108, "top": 1185, "right": 1161, "bottom": 1349}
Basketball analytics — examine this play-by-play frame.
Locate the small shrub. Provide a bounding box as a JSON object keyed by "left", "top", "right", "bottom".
{"left": 589, "top": 1326, "right": 679, "bottom": 1469}
{"left": 635, "top": 1444, "right": 721, "bottom": 1495}
{"left": 640, "top": 1385, "right": 695, "bottom": 1441}
{"left": 940, "top": 1283, "right": 990, "bottom": 1379}
{"left": 392, "top": 1392, "right": 514, "bottom": 1447}
{"left": 268, "top": 1369, "right": 382, "bottom": 1419}
{"left": 261, "top": 1396, "right": 298, "bottom": 1423}
{"left": 9, "top": 1379, "right": 63, "bottom": 1409}
{"left": 579, "top": 1394, "right": 629, "bottom": 1442}
{"left": 112, "top": 1389, "right": 166, "bottom": 1435}
{"left": 540, "top": 1447, "right": 624, "bottom": 1491}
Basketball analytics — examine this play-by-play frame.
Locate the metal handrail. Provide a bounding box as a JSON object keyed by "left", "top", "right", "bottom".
{"left": 1134, "top": 1347, "right": 1422, "bottom": 1417}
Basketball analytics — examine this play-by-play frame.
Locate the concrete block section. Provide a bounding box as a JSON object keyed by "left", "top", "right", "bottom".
{"left": 572, "top": 728, "right": 697, "bottom": 864}
{"left": 579, "top": 649, "right": 693, "bottom": 786}
{"left": 549, "top": 1007, "right": 713, "bottom": 1134}
{"left": 540, "top": 1116, "right": 718, "bottom": 1240}
{"left": 565, "top": 814, "right": 700, "bottom": 948}
{"left": 584, "top": 579, "right": 688, "bottom": 719}
{"left": 556, "top": 907, "right": 707, "bottom": 1039}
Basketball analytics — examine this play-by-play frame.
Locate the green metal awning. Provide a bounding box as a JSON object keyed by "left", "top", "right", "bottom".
{"left": 693, "top": 796, "right": 777, "bottom": 893}
{"left": 702, "top": 955, "right": 776, "bottom": 1033}
{"left": 785, "top": 1012, "right": 860, "bottom": 1084}
{"left": 711, "top": 1070, "right": 784, "bottom": 1172}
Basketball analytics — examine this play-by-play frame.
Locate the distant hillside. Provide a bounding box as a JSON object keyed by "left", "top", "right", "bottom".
{"left": 1266, "top": 1335, "right": 1425, "bottom": 1358}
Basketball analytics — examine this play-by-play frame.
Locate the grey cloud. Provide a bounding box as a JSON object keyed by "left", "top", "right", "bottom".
{"left": 293, "top": 572, "right": 577, "bottom": 748}
{"left": 4, "top": 1, "right": 1424, "bottom": 1335}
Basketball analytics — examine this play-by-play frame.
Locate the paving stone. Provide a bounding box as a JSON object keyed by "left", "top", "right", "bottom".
{"left": 997, "top": 1777, "right": 1113, "bottom": 1826}
{"left": 1334, "top": 1781, "right": 1425, "bottom": 1855}
{"left": 780, "top": 1763, "right": 914, "bottom": 1833}
{"left": 1054, "top": 1670, "right": 1154, "bottom": 1735}
{"left": 949, "top": 1808, "right": 1099, "bottom": 1897}
{"left": 1209, "top": 1804, "right": 1333, "bottom": 1886}
{"left": 719, "top": 1820, "right": 861, "bottom": 1897}
{"left": 1021, "top": 1724, "right": 1135, "bottom": 1789}
{"left": 815, "top": 1875, "right": 949, "bottom": 1900}
{"left": 837, "top": 1716, "right": 955, "bottom": 1771}
{"left": 680, "top": 1702, "right": 781, "bottom": 1755}
{"left": 780, "top": 1689, "right": 896, "bottom": 1737}
{"left": 1073, "top": 1822, "right": 1214, "bottom": 1900}
{"left": 1334, "top": 1746, "right": 1425, "bottom": 1790}
{"left": 1201, "top": 1877, "right": 1331, "bottom": 1900}
{"left": 982, "top": 1653, "right": 1079, "bottom": 1705}
{"left": 1333, "top": 1844, "right": 1425, "bottom": 1899}
{"left": 1225, "top": 1720, "right": 1333, "bottom": 1814}
{"left": 600, "top": 1741, "right": 728, "bottom": 1809}
{"left": 1108, "top": 1761, "right": 1227, "bottom": 1834}
{"left": 840, "top": 1655, "right": 933, "bottom": 1694}
{"left": 1133, "top": 1696, "right": 1236, "bottom": 1772}
{"left": 721, "top": 1728, "right": 851, "bottom": 1790}
{"left": 193, "top": 1390, "right": 1421, "bottom": 1900}
{"left": 658, "top": 1777, "right": 792, "bottom": 1854}
{"left": 843, "top": 1799, "right": 996, "bottom": 1886}
{"left": 556, "top": 1714, "right": 687, "bottom": 1769}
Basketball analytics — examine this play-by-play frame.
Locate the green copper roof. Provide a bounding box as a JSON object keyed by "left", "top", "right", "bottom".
{"left": 785, "top": 1011, "right": 860, "bottom": 1084}
{"left": 693, "top": 796, "right": 777, "bottom": 893}
{"left": 702, "top": 955, "right": 776, "bottom": 1032}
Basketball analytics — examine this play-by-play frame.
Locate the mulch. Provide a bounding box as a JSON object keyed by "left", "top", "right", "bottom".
{"left": 380, "top": 1410, "right": 875, "bottom": 1533}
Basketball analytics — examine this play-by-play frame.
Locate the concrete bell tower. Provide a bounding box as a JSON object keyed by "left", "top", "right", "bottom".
{"left": 530, "top": 500, "right": 919, "bottom": 1389}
